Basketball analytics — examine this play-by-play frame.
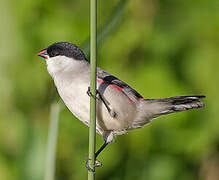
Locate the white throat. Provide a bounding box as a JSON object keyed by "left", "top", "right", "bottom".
{"left": 46, "top": 56, "right": 82, "bottom": 78}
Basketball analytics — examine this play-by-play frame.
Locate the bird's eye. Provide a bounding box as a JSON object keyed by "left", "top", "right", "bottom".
{"left": 51, "top": 51, "right": 60, "bottom": 57}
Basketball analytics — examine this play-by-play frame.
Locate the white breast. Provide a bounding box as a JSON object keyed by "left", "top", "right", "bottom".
{"left": 55, "top": 76, "right": 90, "bottom": 125}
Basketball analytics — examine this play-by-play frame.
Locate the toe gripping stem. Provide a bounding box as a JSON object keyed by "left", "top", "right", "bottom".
{"left": 85, "top": 157, "right": 102, "bottom": 174}
{"left": 87, "top": 87, "right": 116, "bottom": 118}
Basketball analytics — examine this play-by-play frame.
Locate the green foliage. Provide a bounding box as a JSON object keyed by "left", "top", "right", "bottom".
{"left": 0, "top": 0, "right": 218, "bottom": 179}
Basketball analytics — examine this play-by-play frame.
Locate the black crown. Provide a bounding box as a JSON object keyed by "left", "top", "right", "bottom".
{"left": 47, "top": 42, "right": 86, "bottom": 60}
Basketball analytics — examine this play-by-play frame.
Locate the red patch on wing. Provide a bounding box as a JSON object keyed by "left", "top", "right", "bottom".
{"left": 97, "top": 79, "right": 104, "bottom": 84}
{"left": 97, "top": 79, "right": 122, "bottom": 91}
{"left": 110, "top": 84, "right": 122, "bottom": 91}
{"left": 97, "top": 79, "right": 134, "bottom": 103}
{"left": 137, "top": 98, "right": 144, "bottom": 100}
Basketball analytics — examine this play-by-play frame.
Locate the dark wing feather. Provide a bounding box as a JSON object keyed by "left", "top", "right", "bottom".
{"left": 97, "top": 67, "right": 143, "bottom": 99}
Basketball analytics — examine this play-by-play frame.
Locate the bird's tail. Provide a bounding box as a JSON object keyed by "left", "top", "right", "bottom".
{"left": 133, "top": 95, "right": 205, "bottom": 128}
{"left": 146, "top": 95, "right": 205, "bottom": 112}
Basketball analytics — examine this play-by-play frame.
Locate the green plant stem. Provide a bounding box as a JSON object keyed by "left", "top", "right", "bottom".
{"left": 88, "top": 0, "right": 97, "bottom": 179}
{"left": 44, "top": 103, "right": 60, "bottom": 180}
{"left": 82, "top": 0, "right": 128, "bottom": 56}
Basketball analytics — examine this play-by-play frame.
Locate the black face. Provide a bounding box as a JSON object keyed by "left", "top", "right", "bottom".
{"left": 45, "top": 42, "right": 86, "bottom": 60}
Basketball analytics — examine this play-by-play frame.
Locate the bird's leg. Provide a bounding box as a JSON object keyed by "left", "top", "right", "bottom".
{"left": 95, "top": 141, "right": 109, "bottom": 159}
{"left": 85, "top": 141, "right": 109, "bottom": 172}
{"left": 87, "top": 87, "right": 116, "bottom": 118}
{"left": 98, "top": 93, "right": 117, "bottom": 118}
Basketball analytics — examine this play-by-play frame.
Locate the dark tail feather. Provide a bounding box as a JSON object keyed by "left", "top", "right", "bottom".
{"left": 148, "top": 95, "right": 205, "bottom": 113}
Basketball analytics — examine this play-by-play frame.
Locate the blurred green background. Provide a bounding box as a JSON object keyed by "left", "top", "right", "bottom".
{"left": 0, "top": 0, "right": 218, "bottom": 179}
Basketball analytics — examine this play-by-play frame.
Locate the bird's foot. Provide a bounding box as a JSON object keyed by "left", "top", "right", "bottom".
{"left": 85, "top": 157, "right": 103, "bottom": 174}
{"left": 87, "top": 87, "right": 100, "bottom": 100}
{"left": 87, "top": 87, "right": 117, "bottom": 118}
{"left": 94, "top": 159, "right": 102, "bottom": 167}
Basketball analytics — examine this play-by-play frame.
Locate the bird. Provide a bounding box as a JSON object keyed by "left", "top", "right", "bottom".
{"left": 38, "top": 42, "right": 205, "bottom": 168}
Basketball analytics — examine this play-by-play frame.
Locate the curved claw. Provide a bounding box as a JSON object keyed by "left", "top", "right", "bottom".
{"left": 95, "top": 159, "right": 102, "bottom": 167}
{"left": 85, "top": 157, "right": 103, "bottom": 173}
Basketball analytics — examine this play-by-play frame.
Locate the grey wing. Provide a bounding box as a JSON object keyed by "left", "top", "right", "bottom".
{"left": 97, "top": 67, "right": 143, "bottom": 100}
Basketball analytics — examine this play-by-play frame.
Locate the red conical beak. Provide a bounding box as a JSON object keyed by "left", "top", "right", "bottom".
{"left": 38, "top": 49, "right": 49, "bottom": 59}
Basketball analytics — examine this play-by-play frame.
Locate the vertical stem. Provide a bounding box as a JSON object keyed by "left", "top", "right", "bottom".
{"left": 88, "top": 0, "right": 97, "bottom": 179}
{"left": 44, "top": 103, "right": 60, "bottom": 180}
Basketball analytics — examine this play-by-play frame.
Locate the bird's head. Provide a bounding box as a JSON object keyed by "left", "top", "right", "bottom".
{"left": 38, "top": 42, "right": 86, "bottom": 60}
{"left": 38, "top": 42, "right": 87, "bottom": 76}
